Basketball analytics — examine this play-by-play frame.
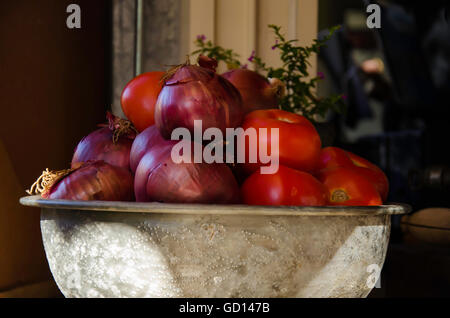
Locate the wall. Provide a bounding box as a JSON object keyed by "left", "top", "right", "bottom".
{"left": 111, "top": 0, "right": 319, "bottom": 115}
{"left": 187, "top": 0, "right": 319, "bottom": 74}
{"left": 0, "top": 0, "right": 110, "bottom": 295}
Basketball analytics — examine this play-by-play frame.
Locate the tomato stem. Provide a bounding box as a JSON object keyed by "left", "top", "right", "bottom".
{"left": 331, "top": 189, "right": 350, "bottom": 202}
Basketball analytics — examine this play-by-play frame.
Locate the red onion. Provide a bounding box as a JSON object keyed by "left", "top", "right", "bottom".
{"left": 134, "top": 141, "right": 240, "bottom": 203}
{"left": 154, "top": 59, "right": 244, "bottom": 139}
{"left": 72, "top": 112, "right": 137, "bottom": 170}
{"left": 221, "top": 69, "right": 285, "bottom": 114}
{"left": 129, "top": 125, "right": 166, "bottom": 173}
{"left": 27, "top": 161, "right": 134, "bottom": 201}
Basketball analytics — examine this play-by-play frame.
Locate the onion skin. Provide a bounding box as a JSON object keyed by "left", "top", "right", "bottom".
{"left": 72, "top": 127, "right": 133, "bottom": 170}
{"left": 155, "top": 65, "right": 244, "bottom": 139}
{"left": 198, "top": 55, "right": 218, "bottom": 72}
{"left": 134, "top": 141, "right": 240, "bottom": 204}
{"left": 221, "top": 69, "right": 284, "bottom": 114}
{"left": 45, "top": 161, "right": 134, "bottom": 201}
{"left": 129, "top": 125, "right": 166, "bottom": 173}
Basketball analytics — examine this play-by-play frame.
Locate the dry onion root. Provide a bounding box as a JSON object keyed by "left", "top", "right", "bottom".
{"left": 100, "top": 111, "right": 138, "bottom": 144}
{"left": 72, "top": 112, "right": 137, "bottom": 171}
{"left": 26, "top": 164, "right": 82, "bottom": 198}
{"left": 26, "top": 161, "right": 134, "bottom": 201}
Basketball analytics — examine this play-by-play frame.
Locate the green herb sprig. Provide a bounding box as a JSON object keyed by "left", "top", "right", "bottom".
{"left": 191, "top": 26, "right": 347, "bottom": 122}
{"left": 252, "top": 25, "right": 346, "bottom": 121}
{"left": 191, "top": 35, "right": 242, "bottom": 70}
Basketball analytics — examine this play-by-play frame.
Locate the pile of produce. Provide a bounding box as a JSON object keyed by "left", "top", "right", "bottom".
{"left": 27, "top": 55, "right": 388, "bottom": 207}
{"left": 27, "top": 26, "right": 389, "bottom": 207}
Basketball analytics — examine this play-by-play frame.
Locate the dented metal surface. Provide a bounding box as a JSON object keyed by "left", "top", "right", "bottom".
{"left": 21, "top": 196, "right": 409, "bottom": 298}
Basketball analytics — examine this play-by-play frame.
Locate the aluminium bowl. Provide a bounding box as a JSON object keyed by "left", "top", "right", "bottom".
{"left": 20, "top": 195, "right": 410, "bottom": 298}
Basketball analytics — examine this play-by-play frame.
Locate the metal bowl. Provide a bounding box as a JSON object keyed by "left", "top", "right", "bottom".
{"left": 20, "top": 195, "right": 410, "bottom": 298}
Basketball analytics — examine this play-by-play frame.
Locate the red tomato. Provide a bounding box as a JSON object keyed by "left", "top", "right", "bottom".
{"left": 239, "top": 109, "right": 321, "bottom": 175}
{"left": 346, "top": 151, "right": 385, "bottom": 173}
{"left": 317, "top": 167, "right": 382, "bottom": 206}
{"left": 241, "top": 165, "right": 328, "bottom": 206}
{"left": 121, "top": 71, "right": 165, "bottom": 132}
{"left": 317, "top": 147, "right": 389, "bottom": 201}
{"left": 316, "top": 147, "right": 354, "bottom": 171}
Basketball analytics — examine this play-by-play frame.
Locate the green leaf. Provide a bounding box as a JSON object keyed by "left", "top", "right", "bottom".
{"left": 190, "top": 24, "right": 345, "bottom": 122}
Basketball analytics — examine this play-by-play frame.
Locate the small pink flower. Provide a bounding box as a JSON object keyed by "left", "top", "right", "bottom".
{"left": 248, "top": 50, "right": 256, "bottom": 62}
{"left": 197, "top": 34, "right": 206, "bottom": 41}
{"left": 271, "top": 40, "right": 279, "bottom": 50}
{"left": 317, "top": 72, "right": 325, "bottom": 80}
{"left": 342, "top": 94, "right": 347, "bottom": 100}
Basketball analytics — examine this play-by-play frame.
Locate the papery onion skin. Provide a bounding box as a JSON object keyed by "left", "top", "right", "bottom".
{"left": 198, "top": 55, "right": 218, "bottom": 72}
{"left": 221, "top": 69, "right": 283, "bottom": 114}
{"left": 129, "top": 125, "right": 166, "bottom": 173}
{"left": 155, "top": 65, "right": 244, "bottom": 139}
{"left": 45, "top": 161, "right": 134, "bottom": 201}
{"left": 71, "top": 127, "right": 133, "bottom": 170}
{"left": 134, "top": 141, "right": 240, "bottom": 204}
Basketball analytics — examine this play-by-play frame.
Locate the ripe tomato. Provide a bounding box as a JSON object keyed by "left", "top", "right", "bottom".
{"left": 121, "top": 71, "right": 165, "bottom": 132}
{"left": 316, "top": 147, "right": 354, "bottom": 170}
{"left": 239, "top": 109, "right": 321, "bottom": 175}
{"left": 241, "top": 165, "right": 327, "bottom": 206}
{"left": 317, "top": 167, "right": 382, "bottom": 206}
{"left": 317, "top": 147, "right": 389, "bottom": 201}
{"left": 346, "top": 151, "right": 385, "bottom": 174}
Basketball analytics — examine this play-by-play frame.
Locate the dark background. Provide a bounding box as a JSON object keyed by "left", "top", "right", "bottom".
{"left": 0, "top": 0, "right": 110, "bottom": 188}
{"left": 0, "top": 0, "right": 110, "bottom": 296}
{"left": 318, "top": 0, "right": 450, "bottom": 297}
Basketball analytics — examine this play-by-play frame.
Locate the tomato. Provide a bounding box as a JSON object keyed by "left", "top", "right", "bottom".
{"left": 346, "top": 151, "right": 385, "bottom": 174}
{"left": 317, "top": 147, "right": 389, "bottom": 201}
{"left": 317, "top": 167, "right": 382, "bottom": 206}
{"left": 241, "top": 165, "right": 327, "bottom": 206}
{"left": 121, "top": 71, "right": 165, "bottom": 132}
{"left": 317, "top": 147, "right": 354, "bottom": 171}
{"left": 239, "top": 109, "right": 321, "bottom": 175}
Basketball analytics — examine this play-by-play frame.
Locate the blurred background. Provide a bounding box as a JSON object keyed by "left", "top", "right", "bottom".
{"left": 0, "top": 0, "right": 448, "bottom": 297}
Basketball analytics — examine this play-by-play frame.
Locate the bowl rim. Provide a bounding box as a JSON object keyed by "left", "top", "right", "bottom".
{"left": 20, "top": 195, "right": 411, "bottom": 217}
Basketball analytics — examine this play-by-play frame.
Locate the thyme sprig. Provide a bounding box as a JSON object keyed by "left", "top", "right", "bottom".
{"left": 252, "top": 25, "right": 346, "bottom": 122}
{"left": 191, "top": 25, "right": 346, "bottom": 122}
